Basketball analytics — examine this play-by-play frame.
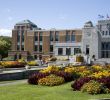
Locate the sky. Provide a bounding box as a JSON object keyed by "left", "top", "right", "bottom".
{"left": 0, "top": 0, "right": 110, "bottom": 36}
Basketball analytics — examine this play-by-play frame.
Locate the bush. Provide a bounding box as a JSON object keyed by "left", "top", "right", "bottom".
{"left": 54, "top": 71, "right": 79, "bottom": 82}
{"left": 38, "top": 74, "right": 65, "bottom": 86}
{"left": 81, "top": 80, "right": 110, "bottom": 94}
{"left": 27, "top": 61, "right": 38, "bottom": 66}
{"left": 1, "top": 61, "right": 25, "bottom": 68}
{"left": 97, "top": 77, "right": 110, "bottom": 89}
{"left": 71, "top": 77, "right": 93, "bottom": 91}
{"left": 40, "top": 65, "right": 60, "bottom": 73}
{"left": 18, "top": 58, "right": 26, "bottom": 65}
{"left": 28, "top": 72, "right": 49, "bottom": 85}
{"left": 49, "top": 57, "right": 57, "bottom": 61}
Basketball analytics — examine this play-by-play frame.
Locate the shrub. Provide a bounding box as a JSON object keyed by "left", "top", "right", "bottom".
{"left": 27, "top": 61, "right": 38, "bottom": 66}
{"left": 28, "top": 72, "right": 49, "bottom": 85}
{"left": 81, "top": 80, "right": 110, "bottom": 94}
{"left": 1, "top": 61, "right": 25, "bottom": 68}
{"left": 18, "top": 58, "right": 26, "bottom": 65}
{"left": 97, "top": 77, "right": 110, "bottom": 89}
{"left": 71, "top": 77, "right": 93, "bottom": 91}
{"left": 90, "top": 70, "right": 110, "bottom": 79}
{"left": 38, "top": 74, "right": 65, "bottom": 86}
{"left": 54, "top": 71, "right": 79, "bottom": 82}
{"left": 40, "top": 65, "right": 60, "bottom": 73}
{"left": 49, "top": 57, "right": 57, "bottom": 61}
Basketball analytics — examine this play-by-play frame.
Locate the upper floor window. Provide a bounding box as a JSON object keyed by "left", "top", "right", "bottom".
{"left": 66, "top": 31, "right": 70, "bottom": 41}
{"left": 39, "top": 45, "right": 42, "bottom": 52}
{"left": 35, "top": 32, "right": 38, "bottom": 41}
{"left": 106, "top": 31, "right": 108, "bottom": 35}
{"left": 34, "top": 45, "right": 38, "bottom": 51}
{"left": 50, "top": 31, "right": 54, "bottom": 41}
{"left": 39, "top": 32, "right": 42, "bottom": 41}
{"left": 55, "top": 31, "right": 59, "bottom": 41}
{"left": 102, "top": 31, "right": 104, "bottom": 35}
{"left": 71, "top": 32, "right": 75, "bottom": 42}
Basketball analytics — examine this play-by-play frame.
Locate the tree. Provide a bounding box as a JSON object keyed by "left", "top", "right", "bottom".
{"left": 0, "top": 36, "right": 11, "bottom": 59}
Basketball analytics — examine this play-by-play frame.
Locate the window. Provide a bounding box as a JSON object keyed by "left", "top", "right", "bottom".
{"left": 74, "top": 48, "right": 81, "bottom": 55}
{"left": 34, "top": 45, "right": 38, "bottom": 51}
{"left": 55, "top": 31, "right": 59, "bottom": 41}
{"left": 66, "top": 48, "right": 71, "bottom": 55}
{"left": 102, "top": 31, "right": 104, "bottom": 35}
{"left": 39, "top": 32, "right": 42, "bottom": 41}
{"left": 39, "top": 45, "right": 42, "bottom": 52}
{"left": 22, "top": 31, "right": 24, "bottom": 42}
{"left": 86, "top": 45, "right": 89, "bottom": 55}
{"left": 17, "top": 45, "right": 20, "bottom": 50}
{"left": 71, "top": 32, "right": 75, "bottom": 42}
{"left": 66, "top": 31, "right": 70, "bottom": 41}
{"left": 106, "top": 31, "right": 108, "bottom": 35}
{"left": 50, "top": 31, "right": 54, "bottom": 41}
{"left": 35, "top": 32, "right": 38, "bottom": 41}
{"left": 50, "top": 45, "right": 53, "bottom": 52}
{"left": 21, "top": 45, "right": 24, "bottom": 51}
{"left": 58, "top": 48, "right": 63, "bottom": 55}
{"left": 17, "top": 31, "right": 20, "bottom": 42}
{"left": 34, "top": 55, "right": 37, "bottom": 59}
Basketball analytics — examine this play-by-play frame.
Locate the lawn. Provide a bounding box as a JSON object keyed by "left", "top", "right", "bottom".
{"left": 0, "top": 82, "right": 110, "bottom": 100}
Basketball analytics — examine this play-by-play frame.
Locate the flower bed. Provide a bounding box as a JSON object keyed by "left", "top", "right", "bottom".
{"left": 28, "top": 64, "right": 110, "bottom": 94}
{"left": 1, "top": 61, "right": 25, "bottom": 68}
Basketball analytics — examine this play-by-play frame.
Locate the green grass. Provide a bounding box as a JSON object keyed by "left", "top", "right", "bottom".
{"left": 0, "top": 82, "right": 110, "bottom": 100}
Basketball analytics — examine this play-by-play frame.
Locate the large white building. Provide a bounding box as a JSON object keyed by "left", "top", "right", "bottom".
{"left": 82, "top": 19, "right": 110, "bottom": 60}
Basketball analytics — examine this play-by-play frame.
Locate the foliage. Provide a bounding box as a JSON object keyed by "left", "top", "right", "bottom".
{"left": 0, "top": 36, "right": 11, "bottom": 58}
{"left": 97, "top": 77, "right": 110, "bottom": 89}
{"left": 81, "top": 80, "right": 110, "bottom": 94}
{"left": 18, "top": 58, "right": 26, "bottom": 65}
{"left": 38, "top": 74, "right": 65, "bottom": 86}
{"left": 28, "top": 72, "right": 49, "bottom": 85}
{"left": 40, "top": 65, "right": 61, "bottom": 73}
{"left": 2, "top": 56, "right": 14, "bottom": 61}
{"left": 53, "top": 71, "right": 79, "bottom": 82}
{"left": 1, "top": 61, "right": 25, "bottom": 68}
{"left": 71, "top": 77, "right": 93, "bottom": 91}
{"left": 27, "top": 61, "right": 38, "bottom": 66}
{"left": 49, "top": 57, "right": 57, "bottom": 61}
{"left": 90, "top": 70, "right": 110, "bottom": 78}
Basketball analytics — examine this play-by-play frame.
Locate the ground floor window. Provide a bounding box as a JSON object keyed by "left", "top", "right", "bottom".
{"left": 34, "top": 55, "right": 37, "bottom": 59}
{"left": 74, "top": 48, "right": 81, "bottom": 55}
{"left": 66, "top": 48, "right": 71, "bottom": 55}
{"left": 58, "top": 48, "right": 63, "bottom": 55}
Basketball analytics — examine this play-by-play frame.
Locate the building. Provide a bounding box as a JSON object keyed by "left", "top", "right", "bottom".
{"left": 82, "top": 19, "right": 110, "bottom": 60}
{"left": 8, "top": 19, "right": 110, "bottom": 60}
{"left": 8, "top": 20, "right": 82, "bottom": 60}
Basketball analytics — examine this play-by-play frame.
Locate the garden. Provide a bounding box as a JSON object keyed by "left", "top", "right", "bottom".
{"left": 1, "top": 58, "right": 110, "bottom": 99}
{"left": 27, "top": 65, "right": 110, "bottom": 95}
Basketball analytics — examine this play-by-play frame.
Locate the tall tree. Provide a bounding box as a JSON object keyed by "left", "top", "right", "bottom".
{"left": 0, "top": 36, "right": 11, "bottom": 58}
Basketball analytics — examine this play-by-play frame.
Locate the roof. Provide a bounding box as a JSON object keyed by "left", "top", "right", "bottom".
{"left": 16, "top": 20, "right": 37, "bottom": 27}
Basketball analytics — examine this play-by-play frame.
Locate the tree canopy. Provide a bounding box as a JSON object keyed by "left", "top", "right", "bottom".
{"left": 0, "top": 36, "right": 12, "bottom": 58}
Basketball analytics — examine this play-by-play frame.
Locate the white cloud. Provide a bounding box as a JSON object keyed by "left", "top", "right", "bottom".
{"left": 0, "top": 29, "right": 12, "bottom": 37}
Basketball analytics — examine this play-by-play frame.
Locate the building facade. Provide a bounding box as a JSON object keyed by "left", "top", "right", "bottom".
{"left": 8, "top": 19, "right": 110, "bottom": 60}
{"left": 8, "top": 20, "right": 82, "bottom": 60}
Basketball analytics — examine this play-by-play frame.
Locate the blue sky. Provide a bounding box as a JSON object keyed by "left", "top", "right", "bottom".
{"left": 0, "top": 0, "right": 110, "bottom": 36}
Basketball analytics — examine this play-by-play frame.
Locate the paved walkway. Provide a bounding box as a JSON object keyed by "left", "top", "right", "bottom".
{"left": 0, "top": 79, "right": 27, "bottom": 86}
